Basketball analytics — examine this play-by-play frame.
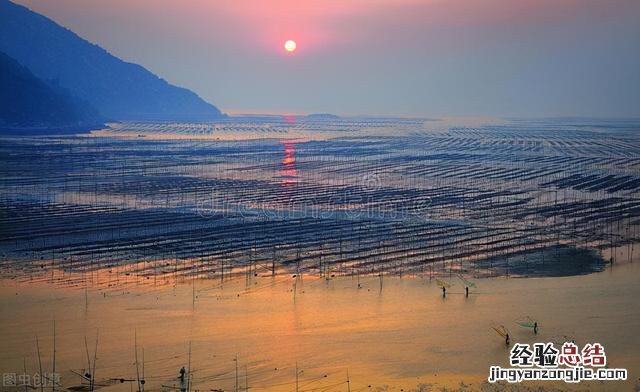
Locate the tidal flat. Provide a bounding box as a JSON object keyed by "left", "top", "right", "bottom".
{"left": 1, "top": 261, "right": 639, "bottom": 391}
{"left": 1, "top": 116, "right": 639, "bottom": 391}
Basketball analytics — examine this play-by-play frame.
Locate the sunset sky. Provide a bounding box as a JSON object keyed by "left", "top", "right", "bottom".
{"left": 14, "top": 0, "right": 640, "bottom": 117}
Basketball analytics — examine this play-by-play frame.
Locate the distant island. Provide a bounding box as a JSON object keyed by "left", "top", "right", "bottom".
{"left": 0, "top": 51, "right": 103, "bottom": 132}
{"left": 0, "top": 0, "right": 225, "bottom": 131}
{"left": 305, "top": 113, "right": 341, "bottom": 119}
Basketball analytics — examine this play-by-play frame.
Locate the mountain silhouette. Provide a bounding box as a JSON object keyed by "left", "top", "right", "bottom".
{"left": 0, "top": 0, "right": 224, "bottom": 121}
{"left": 0, "top": 51, "right": 102, "bottom": 130}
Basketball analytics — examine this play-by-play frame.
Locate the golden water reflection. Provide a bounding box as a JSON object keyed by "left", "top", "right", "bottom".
{"left": 278, "top": 140, "right": 299, "bottom": 187}
{"left": 0, "top": 262, "right": 639, "bottom": 391}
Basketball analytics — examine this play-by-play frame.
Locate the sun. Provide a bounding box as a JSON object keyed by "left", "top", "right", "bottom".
{"left": 284, "top": 39, "right": 297, "bottom": 53}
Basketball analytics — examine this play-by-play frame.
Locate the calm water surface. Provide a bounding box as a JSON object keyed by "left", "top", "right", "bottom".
{"left": 1, "top": 262, "right": 639, "bottom": 391}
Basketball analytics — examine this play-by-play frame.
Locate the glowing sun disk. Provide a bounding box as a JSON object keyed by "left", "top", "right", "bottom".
{"left": 284, "top": 39, "right": 297, "bottom": 53}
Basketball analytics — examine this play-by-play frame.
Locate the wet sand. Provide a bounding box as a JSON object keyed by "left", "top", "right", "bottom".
{"left": 1, "top": 260, "right": 638, "bottom": 392}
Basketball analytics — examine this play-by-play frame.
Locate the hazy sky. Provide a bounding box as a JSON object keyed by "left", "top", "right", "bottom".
{"left": 15, "top": 0, "right": 640, "bottom": 117}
